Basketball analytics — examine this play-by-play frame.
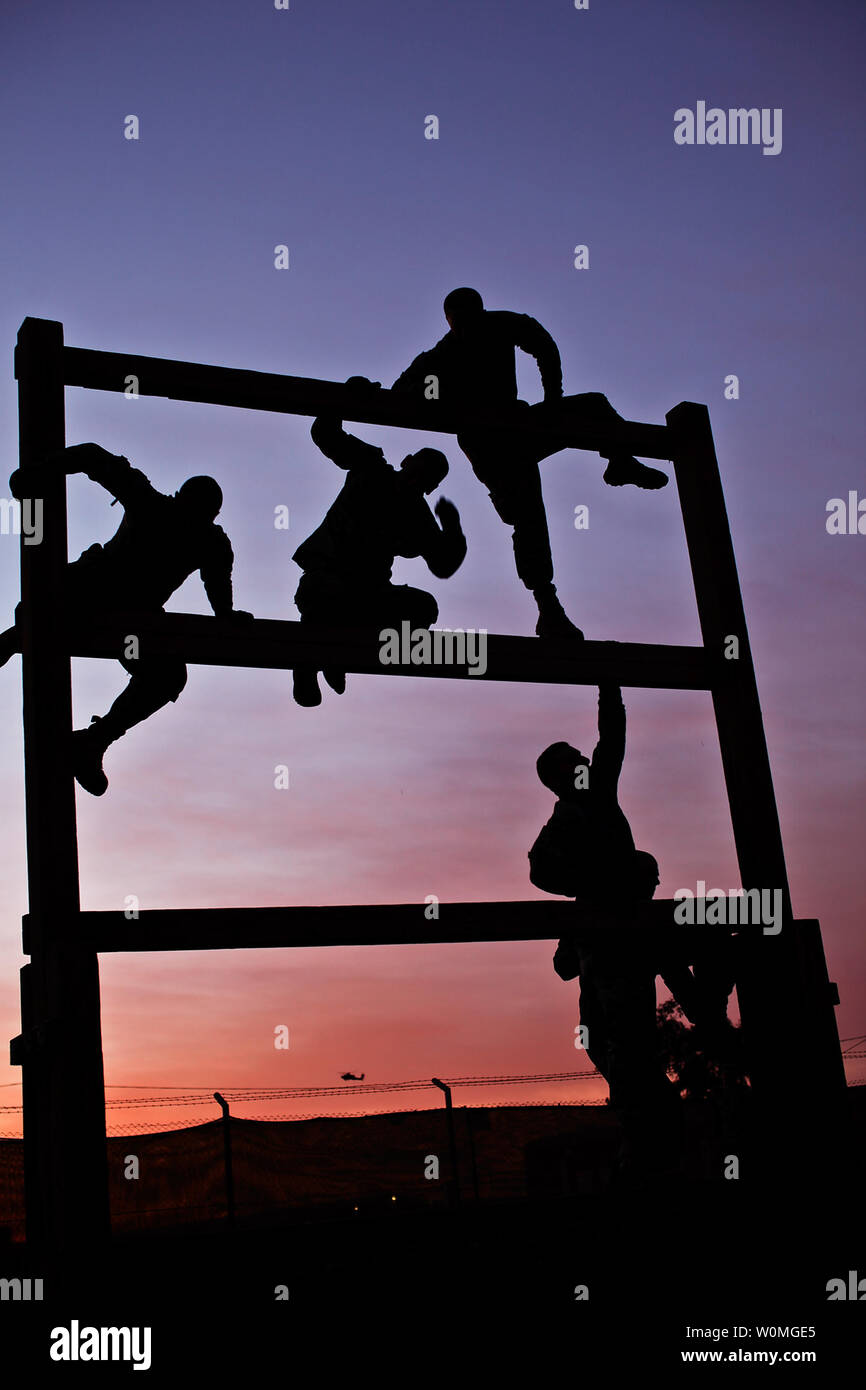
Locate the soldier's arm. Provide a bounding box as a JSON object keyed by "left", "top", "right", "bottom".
{"left": 199, "top": 527, "right": 241, "bottom": 618}
{"left": 391, "top": 344, "right": 442, "bottom": 397}
{"left": 10, "top": 444, "right": 157, "bottom": 509}
{"left": 590, "top": 683, "right": 626, "bottom": 790}
{"left": 418, "top": 497, "right": 466, "bottom": 579}
{"left": 509, "top": 313, "right": 563, "bottom": 401}
{"left": 310, "top": 417, "right": 387, "bottom": 472}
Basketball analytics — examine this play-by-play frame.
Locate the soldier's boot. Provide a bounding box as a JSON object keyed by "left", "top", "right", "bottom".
{"left": 71, "top": 717, "right": 112, "bottom": 796}
{"left": 534, "top": 583, "right": 584, "bottom": 640}
{"left": 293, "top": 666, "right": 322, "bottom": 707}
{"left": 323, "top": 669, "right": 346, "bottom": 694}
{"left": 602, "top": 455, "right": 668, "bottom": 490}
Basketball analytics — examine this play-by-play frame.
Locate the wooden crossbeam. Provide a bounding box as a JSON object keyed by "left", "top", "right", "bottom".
{"left": 53, "top": 342, "right": 674, "bottom": 459}
{"left": 22, "top": 901, "right": 778, "bottom": 954}
{"left": 64, "top": 612, "right": 718, "bottom": 690}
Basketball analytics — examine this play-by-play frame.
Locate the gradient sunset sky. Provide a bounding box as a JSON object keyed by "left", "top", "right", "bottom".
{"left": 1, "top": 0, "right": 864, "bottom": 1135}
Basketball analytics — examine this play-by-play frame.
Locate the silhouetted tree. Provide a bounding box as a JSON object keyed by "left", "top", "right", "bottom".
{"left": 656, "top": 998, "right": 749, "bottom": 1101}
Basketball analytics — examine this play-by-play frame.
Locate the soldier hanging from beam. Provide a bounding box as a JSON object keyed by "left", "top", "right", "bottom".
{"left": 290, "top": 379, "right": 467, "bottom": 707}
{"left": 1, "top": 444, "right": 252, "bottom": 795}
{"left": 528, "top": 682, "right": 735, "bottom": 1180}
{"left": 388, "top": 288, "right": 669, "bottom": 640}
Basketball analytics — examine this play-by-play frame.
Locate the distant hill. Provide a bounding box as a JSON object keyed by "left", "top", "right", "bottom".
{"left": 1, "top": 1103, "right": 617, "bottom": 1241}
{"left": 2, "top": 1090, "right": 863, "bottom": 1243}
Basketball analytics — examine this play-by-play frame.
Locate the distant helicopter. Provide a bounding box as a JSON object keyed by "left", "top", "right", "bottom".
{"left": 340, "top": 1071, "right": 365, "bottom": 1081}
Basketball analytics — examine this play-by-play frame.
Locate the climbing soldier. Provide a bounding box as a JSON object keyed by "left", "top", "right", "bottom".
{"left": 528, "top": 683, "right": 681, "bottom": 1178}
{"left": 1, "top": 443, "right": 251, "bottom": 795}
{"left": 392, "top": 288, "right": 669, "bottom": 639}
{"left": 291, "top": 384, "right": 467, "bottom": 706}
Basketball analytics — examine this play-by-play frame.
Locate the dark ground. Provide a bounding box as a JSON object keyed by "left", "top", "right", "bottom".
{"left": 1, "top": 1093, "right": 863, "bottom": 1374}
{"left": 1, "top": 1172, "right": 863, "bottom": 1376}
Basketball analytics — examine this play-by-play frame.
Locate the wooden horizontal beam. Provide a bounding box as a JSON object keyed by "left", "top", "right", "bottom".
{"left": 50, "top": 340, "right": 673, "bottom": 459}
{"left": 20, "top": 901, "right": 776, "bottom": 955}
{"left": 63, "top": 612, "right": 717, "bottom": 690}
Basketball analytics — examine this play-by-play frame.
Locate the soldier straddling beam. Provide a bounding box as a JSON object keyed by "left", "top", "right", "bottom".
{"left": 290, "top": 383, "right": 467, "bottom": 707}
{"left": 1, "top": 444, "right": 251, "bottom": 795}
{"left": 390, "top": 288, "right": 669, "bottom": 640}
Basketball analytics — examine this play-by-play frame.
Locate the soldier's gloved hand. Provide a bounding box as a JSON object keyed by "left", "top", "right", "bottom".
{"left": 8, "top": 464, "right": 58, "bottom": 497}
{"left": 434, "top": 496, "right": 460, "bottom": 525}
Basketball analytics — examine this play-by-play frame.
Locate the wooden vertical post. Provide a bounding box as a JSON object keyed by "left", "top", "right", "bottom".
{"left": 14, "top": 317, "right": 110, "bottom": 1253}
{"left": 666, "top": 403, "right": 846, "bottom": 1128}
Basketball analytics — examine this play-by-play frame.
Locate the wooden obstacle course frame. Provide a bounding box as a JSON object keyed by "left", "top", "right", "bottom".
{"left": 11, "top": 317, "right": 846, "bottom": 1253}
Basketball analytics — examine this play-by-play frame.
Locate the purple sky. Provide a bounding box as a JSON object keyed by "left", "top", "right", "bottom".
{"left": 1, "top": 0, "right": 864, "bottom": 1133}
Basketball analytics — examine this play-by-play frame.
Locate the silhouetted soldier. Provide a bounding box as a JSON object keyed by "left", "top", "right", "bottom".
{"left": 291, "top": 392, "right": 466, "bottom": 706}
{"left": 392, "top": 288, "right": 668, "bottom": 639}
{"left": 2, "top": 443, "right": 250, "bottom": 795}
{"left": 528, "top": 683, "right": 681, "bottom": 1175}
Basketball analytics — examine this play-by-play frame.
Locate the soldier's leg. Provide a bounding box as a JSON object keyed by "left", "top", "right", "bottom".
{"left": 691, "top": 930, "right": 737, "bottom": 1003}
{"left": 293, "top": 570, "right": 389, "bottom": 702}
{"left": 458, "top": 434, "right": 581, "bottom": 639}
{"left": 292, "top": 570, "right": 342, "bottom": 706}
{"left": 602, "top": 970, "right": 668, "bottom": 1109}
{"left": 314, "top": 583, "right": 439, "bottom": 697}
{"left": 374, "top": 583, "right": 439, "bottom": 632}
{"left": 576, "top": 965, "right": 612, "bottom": 1082}
{"left": 72, "top": 654, "right": 188, "bottom": 795}
{"left": 1, "top": 602, "right": 26, "bottom": 668}
{"left": 492, "top": 464, "right": 553, "bottom": 589}
{"left": 526, "top": 393, "right": 618, "bottom": 464}
{"left": 592, "top": 956, "right": 681, "bottom": 1177}
{"left": 459, "top": 433, "right": 554, "bottom": 590}
{"left": 0, "top": 624, "right": 20, "bottom": 670}
{"left": 528, "top": 395, "right": 669, "bottom": 490}
{"left": 687, "top": 931, "right": 740, "bottom": 1063}
{"left": 505, "top": 463, "right": 583, "bottom": 638}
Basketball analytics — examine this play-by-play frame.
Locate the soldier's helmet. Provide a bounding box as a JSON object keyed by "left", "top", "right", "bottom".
{"left": 443, "top": 287, "right": 484, "bottom": 323}
{"left": 630, "top": 851, "right": 660, "bottom": 899}
{"left": 413, "top": 447, "right": 449, "bottom": 491}
{"left": 176, "top": 475, "right": 223, "bottom": 522}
